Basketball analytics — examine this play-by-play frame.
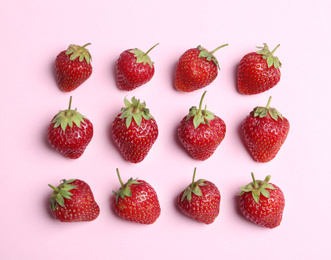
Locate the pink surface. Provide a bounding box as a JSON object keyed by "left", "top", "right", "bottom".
{"left": 1, "top": 1, "right": 330, "bottom": 259}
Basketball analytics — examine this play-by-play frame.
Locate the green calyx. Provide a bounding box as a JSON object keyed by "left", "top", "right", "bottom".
{"left": 49, "top": 179, "right": 77, "bottom": 211}
{"left": 238, "top": 173, "right": 275, "bottom": 203}
{"left": 252, "top": 96, "right": 284, "bottom": 121}
{"left": 129, "top": 43, "right": 159, "bottom": 68}
{"left": 66, "top": 43, "right": 92, "bottom": 64}
{"left": 181, "top": 168, "right": 206, "bottom": 202}
{"left": 186, "top": 91, "right": 215, "bottom": 129}
{"left": 197, "top": 44, "right": 228, "bottom": 70}
{"left": 113, "top": 168, "right": 140, "bottom": 204}
{"left": 51, "top": 96, "right": 86, "bottom": 132}
{"left": 256, "top": 43, "right": 281, "bottom": 69}
{"left": 119, "top": 96, "right": 154, "bottom": 128}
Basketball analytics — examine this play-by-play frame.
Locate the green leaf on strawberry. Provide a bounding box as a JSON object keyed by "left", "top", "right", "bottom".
{"left": 186, "top": 91, "right": 215, "bottom": 129}
{"left": 256, "top": 43, "right": 281, "bottom": 69}
{"left": 66, "top": 43, "right": 92, "bottom": 64}
{"left": 48, "top": 179, "right": 77, "bottom": 211}
{"left": 238, "top": 173, "right": 275, "bottom": 203}
{"left": 51, "top": 96, "right": 86, "bottom": 132}
{"left": 113, "top": 168, "right": 140, "bottom": 203}
{"left": 181, "top": 168, "right": 206, "bottom": 202}
{"left": 253, "top": 96, "right": 284, "bottom": 121}
{"left": 198, "top": 44, "right": 228, "bottom": 70}
{"left": 119, "top": 96, "right": 154, "bottom": 128}
{"left": 129, "top": 43, "right": 159, "bottom": 68}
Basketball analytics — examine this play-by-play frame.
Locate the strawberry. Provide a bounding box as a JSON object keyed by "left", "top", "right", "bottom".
{"left": 116, "top": 43, "right": 159, "bottom": 91}
{"left": 174, "top": 44, "right": 228, "bottom": 92}
{"left": 238, "top": 173, "right": 285, "bottom": 228}
{"left": 242, "top": 96, "right": 289, "bottom": 162}
{"left": 113, "top": 168, "right": 161, "bottom": 224}
{"left": 238, "top": 43, "right": 281, "bottom": 95}
{"left": 48, "top": 179, "right": 100, "bottom": 222}
{"left": 47, "top": 96, "right": 93, "bottom": 159}
{"left": 178, "top": 168, "right": 221, "bottom": 224}
{"left": 55, "top": 43, "right": 93, "bottom": 92}
{"left": 178, "top": 91, "right": 226, "bottom": 160}
{"left": 111, "top": 96, "right": 158, "bottom": 163}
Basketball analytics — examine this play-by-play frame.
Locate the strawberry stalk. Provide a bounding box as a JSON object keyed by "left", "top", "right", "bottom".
{"left": 253, "top": 96, "right": 284, "bottom": 121}
{"left": 256, "top": 43, "right": 281, "bottom": 68}
{"left": 181, "top": 168, "right": 206, "bottom": 202}
{"left": 210, "top": 44, "right": 229, "bottom": 54}
{"left": 198, "top": 44, "right": 228, "bottom": 69}
{"left": 187, "top": 91, "right": 215, "bottom": 129}
{"left": 145, "top": 43, "right": 160, "bottom": 56}
{"left": 51, "top": 96, "right": 86, "bottom": 132}
{"left": 129, "top": 43, "right": 159, "bottom": 68}
{"left": 239, "top": 173, "right": 275, "bottom": 203}
{"left": 113, "top": 168, "right": 140, "bottom": 203}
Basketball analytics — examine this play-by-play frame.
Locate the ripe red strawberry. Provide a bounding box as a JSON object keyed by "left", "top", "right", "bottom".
{"left": 242, "top": 96, "right": 289, "bottom": 162}
{"left": 238, "top": 43, "right": 281, "bottom": 95}
{"left": 178, "top": 168, "right": 221, "bottom": 224}
{"left": 238, "top": 173, "right": 285, "bottom": 228}
{"left": 48, "top": 179, "right": 100, "bottom": 222}
{"left": 178, "top": 91, "right": 226, "bottom": 160}
{"left": 47, "top": 96, "right": 93, "bottom": 159}
{"left": 174, "top": 44, "right": 228, "bottom": 92}
{"left": 55, "top": 43, "right": 93, "bottom": 92}
{"left": 111, "top": 96, "right": 158, "bottom": 163}
{"left": 113, "top": 168, "right": 161, "bottom": 224}
{"left": 116, "top": 43, "right": 159, "bottom": 91}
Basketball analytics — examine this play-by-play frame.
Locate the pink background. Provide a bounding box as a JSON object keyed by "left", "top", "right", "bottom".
{"left": 1, "top": 0, "right": 330, "bottom": 259}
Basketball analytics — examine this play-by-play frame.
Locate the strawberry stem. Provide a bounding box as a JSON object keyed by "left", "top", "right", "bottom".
{"left": 68, "top": 96, "right": 72, "bottom": 110}
{"left": 270, "top": 44, "right": 280, "bottom": 55}
{"left": 191, "top": 167, "right": 197, "bottom": 188}
{"left": 145, "top": 43, "right": 160, "bottom": 56}
{"left": 116, "top": 168, "right": 124, "bottom": 187}
{"left": 65, "top": 96, "right": 73, "bottom": 117}
{"left": 81, "top": 43, "right": 91, "bottom": 49}
{"left": 198, "top": 91, "right": 207, "bottom": 115}
{"left": 48, "top": 184, "right": 59, "bottom": 192}
{"left": 210, "top": 44, "right": 229, "bottom": 54}
{"left": 266, "top": 96, "right": 272, "bottom": 108}
{"left": 251, "top": 172, "right": 258, "bottom": 189}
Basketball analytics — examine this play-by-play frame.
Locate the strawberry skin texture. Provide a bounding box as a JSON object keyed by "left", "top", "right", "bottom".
{"left": 242, "top": 111, "right": 289, "bottom": 163}
{"left": 116, "top": 49, "right": 155, "bottom": 91}
{"left": 175, "top": 48, "right": 218, "bottom": 92}
{"left": 48, "top": 117, "right": 93, "bottom": 159}
{"left": 55, "top": 44, "right": 93, "bottom": 92}
{"left": 114, "top": 180, "right": 161, "bottom": 224}
{"left": 178, "top": 116, "right": 226, "bottom": 160}
{"left": 49, "top": 179, "right": 100, "bottom": 222}
{"left": 112, "top": 114, "right": 158, "bottom": 163}
{"left": 239, "top": 183, "right": 285, "bottom": 228}
{"left": 178, "top": 180, "right": 221, "bottom": 224}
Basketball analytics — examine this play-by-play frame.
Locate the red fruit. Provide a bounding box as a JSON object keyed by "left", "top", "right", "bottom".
{"left": 112, "top": 96, "right": 158, "bottom": 163}
{"left": 48, "top": 96, "right": 93, "bottom": 159}
{"left": 238, "top": 43, "right": 281, "bottom": 95}
{"left": 178, "top": 168, "right": 221, "bottom": 224}
{"left": 116, "top": 43, "right": 159, "bottom": 91}
{"left": 49, "top": 179, "right": 100, "bottom": 222}
{"left": 113, "top": 168, "right": 161, "bottom": 224}
{"left": 242, "top": 96, "right": 289, "bottom": 162}
{"left": 174, "top": 44, "right": 228, "bottom": 92}
{"left": 178, "top": 91, "right": 226, "bottom": 160}
{"left": 238, "top": 173, "right": 285, "bottom": 228}
{"left": 55, "top": 43, "right": 93, "bottom": 92}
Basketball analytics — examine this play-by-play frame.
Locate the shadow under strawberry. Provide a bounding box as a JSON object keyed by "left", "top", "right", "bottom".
{"left": 237, "top": 119, "right": 251, "bottom": 157}
{"left": 233, "top": 63, "right": 240, "bottom": 94}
